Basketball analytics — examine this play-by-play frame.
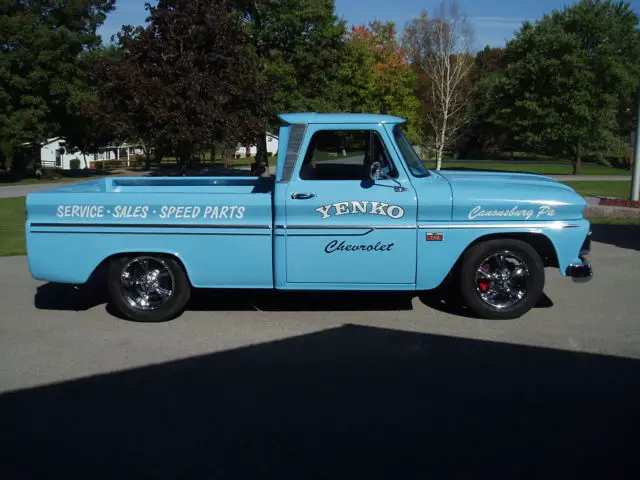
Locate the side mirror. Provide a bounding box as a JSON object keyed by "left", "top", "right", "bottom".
{"left": 369, "top": 161, "right": 384, "bottom": 181}
{"left": 368, "top": 161, "right": 408, "bottom": 192}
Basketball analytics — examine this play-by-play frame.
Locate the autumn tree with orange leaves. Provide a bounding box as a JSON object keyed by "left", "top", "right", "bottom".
{"left": 340, "top": 20, "right": 422, "bottom": 144}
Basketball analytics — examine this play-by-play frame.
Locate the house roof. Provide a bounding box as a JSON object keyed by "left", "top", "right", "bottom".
{"left": 278, "top": 112, "right": 406, "bottom": 126}
{"left": 20, "top": 137, "right": 64, "bottom": 147}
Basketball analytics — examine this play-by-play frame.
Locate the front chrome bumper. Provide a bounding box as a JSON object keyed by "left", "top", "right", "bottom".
{"left": 566, "top": 256, "right": 593, "bottom": 282}
{"left": 566, "top": 230, "right": 593, "bottom": 282}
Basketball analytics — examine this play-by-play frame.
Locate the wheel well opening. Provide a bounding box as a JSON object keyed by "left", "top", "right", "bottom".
{"left": 466, "top": 233, "right": 559, "bottom": 268}
{"left": 88, "top": 252, "right": 192, "bottom": 287}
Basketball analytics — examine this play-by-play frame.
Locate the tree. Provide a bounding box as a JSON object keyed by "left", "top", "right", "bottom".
{"left": 63, "top": 45, "right": 124, "bottom": 159}
{"left": 97, "top": 0, "right": 269, "bottom": 170}
{"left": 454, "top": 46, "right": 508, "bottom": 158}
{"left": 344, "top": 21, "right": 422, "bottom": 144}
{"left": 0, "top": 0, "right": 115, "bottom": 173}
{"left": 472, "top": 46, "right": 506, "bottom": 81}
{"left": 489, "top": 0, "right": 640, "bottom": 174}
{"left": 237, "top": 0, "right": 349, "bottom": 174}
{"left": 403, "top": 0, "right": 475, "bottom": 169}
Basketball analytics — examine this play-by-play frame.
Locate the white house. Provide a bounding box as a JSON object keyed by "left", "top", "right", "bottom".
{"left": 235, "top": 132, "right": 279, "bottom": 158}
{"left": 38, "top": 138, "right": 86, "bottom": 170}
{"left": 36, "top": 138, "right": 144, "bottom": 170}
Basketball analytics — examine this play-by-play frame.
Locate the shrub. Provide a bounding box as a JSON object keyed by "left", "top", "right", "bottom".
{"left": 130, "top": 155, "right": 145, "bottom": 169}
{"left": 70, "top": 158, "right": 81, "bottom": 169}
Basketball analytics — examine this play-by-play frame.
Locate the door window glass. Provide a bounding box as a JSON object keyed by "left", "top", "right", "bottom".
{"left": 299, "top": 130, "right": 397, "bottom": 181}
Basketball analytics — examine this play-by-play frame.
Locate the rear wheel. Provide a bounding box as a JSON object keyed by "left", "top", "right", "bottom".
{"left": 107, "top": 255, "right": 191, "bottom": 322}
{"left": 459, "top": 239, "right": 545, "bottom": 320}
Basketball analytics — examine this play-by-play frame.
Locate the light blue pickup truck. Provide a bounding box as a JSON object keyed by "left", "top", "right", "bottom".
{"left": 25, "top": 113, "right": 592, "bottom": 322}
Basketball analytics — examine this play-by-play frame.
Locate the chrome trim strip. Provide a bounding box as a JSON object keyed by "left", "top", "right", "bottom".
{"left": 418, "top": 222, "right": 580, "bottom": 230}
{"left": 31, "top": 231, "right": 272, "bottom": 236}
{"left": 282, "top": 229, "right": 374, "bottom": 237}
{"left": 275, "top": 224, "right": 417, "bottom": 230}
{"left": 276, "top": 222, "right": 578, "bottom": 230}
{"left": 31, "top": 223, "right": 272, "bottom": 230}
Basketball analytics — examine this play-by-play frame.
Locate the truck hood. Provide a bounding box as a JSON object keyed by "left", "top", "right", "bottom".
{"left": 432, "top": 170, "right": 588, "bottom": 222}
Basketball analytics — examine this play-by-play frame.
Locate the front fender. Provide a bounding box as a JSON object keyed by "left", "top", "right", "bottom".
{"left": 416, "top": 220, "right": 591, "bottom": 290}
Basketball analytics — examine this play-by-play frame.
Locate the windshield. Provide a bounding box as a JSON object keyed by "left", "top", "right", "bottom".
{"left": 393, "top": 126, "right": 429, "bottom": 177}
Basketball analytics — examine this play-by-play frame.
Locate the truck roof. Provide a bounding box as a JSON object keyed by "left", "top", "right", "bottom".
{"left": 278, "top": 112, "right": 406, "bottom": 125}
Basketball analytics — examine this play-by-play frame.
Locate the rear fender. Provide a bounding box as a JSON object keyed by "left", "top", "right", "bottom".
{"left": 26, "top": 232, "right": 274, "bottom": 289}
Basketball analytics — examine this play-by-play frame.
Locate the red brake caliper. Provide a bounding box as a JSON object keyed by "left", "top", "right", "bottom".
{"left": 478, "top": 265, "right": 490, "bottom": 292}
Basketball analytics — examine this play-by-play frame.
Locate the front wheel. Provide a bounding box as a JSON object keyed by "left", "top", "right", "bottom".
{"left": 107, "top": 255, "right": 191, "bottom": 322}
{"left": 458, "top": 239, "right": 545, "bottom": 320}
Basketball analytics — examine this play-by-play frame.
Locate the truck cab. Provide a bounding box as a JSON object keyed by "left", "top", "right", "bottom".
{"left": 25, "top": 113, "right": 593, "bottom": 322}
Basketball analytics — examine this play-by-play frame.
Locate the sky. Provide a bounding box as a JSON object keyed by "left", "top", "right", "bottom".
{"left": 97, "top": 0, "right": 640, "bottom": 51}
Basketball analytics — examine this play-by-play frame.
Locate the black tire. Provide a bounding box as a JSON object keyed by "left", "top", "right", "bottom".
{"left": 107, "top": 254, "right": 191, "bottom": 322}
{"left": 458, "top": 239, "right": 545, "bottom": 320}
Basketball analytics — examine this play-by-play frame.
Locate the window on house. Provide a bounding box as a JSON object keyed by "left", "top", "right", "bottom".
{"left": 299, "top": 130, "right": 397, "bottom": 181}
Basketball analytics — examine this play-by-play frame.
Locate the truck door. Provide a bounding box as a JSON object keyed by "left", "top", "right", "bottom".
{"left": 283, "top": 125, "right": 418, "bottom": 286}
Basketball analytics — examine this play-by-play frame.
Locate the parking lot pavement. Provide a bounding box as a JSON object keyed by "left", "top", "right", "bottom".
{"left": 1, "top": 224, "right": 639, "bottom": 478}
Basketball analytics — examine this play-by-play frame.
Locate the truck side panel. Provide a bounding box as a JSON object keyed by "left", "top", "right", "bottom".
{"left": 25, "top": 183, "right": 274, "bottom": 288}
{"left": 26, "top": 232, "right": 273, "bottom": 288}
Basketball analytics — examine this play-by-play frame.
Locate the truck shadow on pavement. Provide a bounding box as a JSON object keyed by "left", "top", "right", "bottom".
{"left": 1, "top": 324, "right": 638, "bottom": 479}
{"left": 591, "top": 223, "right": 640, "bottom": 251}
{"left": 34, "top": 281, "right": 553, "bottom": 320}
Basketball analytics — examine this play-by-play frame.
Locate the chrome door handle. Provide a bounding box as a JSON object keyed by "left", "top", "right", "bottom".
{"left": 291, "top": 193, "right": 316, "bottom": 200}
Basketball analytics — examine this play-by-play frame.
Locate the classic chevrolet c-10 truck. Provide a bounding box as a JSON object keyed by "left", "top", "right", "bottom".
{"left": 24, "top": 113, "right": 592, "bottom": 322}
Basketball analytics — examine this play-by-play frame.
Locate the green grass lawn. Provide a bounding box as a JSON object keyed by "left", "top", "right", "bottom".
{"left": 0, "top": 197, "right": 26, "bottom": 256}
{"left": 562, "top": 181, "right": 632, "bottom": 199}
{"left": 152, "top": 154, "right": 633, "bottom": 176}
{"left": 429, "top": 161, "right": 630, "bottom": 176}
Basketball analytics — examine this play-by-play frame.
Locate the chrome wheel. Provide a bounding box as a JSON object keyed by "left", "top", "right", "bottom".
{"left": 475, "top": 251, "right": 530, "bottom": 309}
{"left": 120, "top": 256, "right": 175, "bottom": 311}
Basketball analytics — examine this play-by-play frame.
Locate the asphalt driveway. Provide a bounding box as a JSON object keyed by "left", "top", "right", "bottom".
{"left": 0, "top": 182, "right": 70, "bottom": 199}
{"left": 0, "top": 224, "right": 639, "bottom": 478}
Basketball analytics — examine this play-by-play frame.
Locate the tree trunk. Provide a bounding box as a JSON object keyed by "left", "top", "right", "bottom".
{"left": 210, "top": 143, "right": 216, "bottom": 164}
{"left": 572, "top": 143, "right": 582, "bottom": 175}
{"left": 435, "top": 134, "right": 445, "bottom": 171}
{"left": 251, "top": 132, "right": 270, "bottom": 177}
{"left": 141, "top": 143, "right": 153, "bottom": 171}
{"left": 177, "top": 147, "right": 191, "bottom": 176}
{"left": 220, "top": 143, "right": 231, "bottom": 168}
{"left": 436, "top": 116, "right": 448, "bottom": 171}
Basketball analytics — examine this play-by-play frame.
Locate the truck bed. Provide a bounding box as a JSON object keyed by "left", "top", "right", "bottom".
{"left": 25, "top": 176, "right": 275, "bottom": 288}
{"left": 44, "top": 176, "right": 273, "bottom": 194}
